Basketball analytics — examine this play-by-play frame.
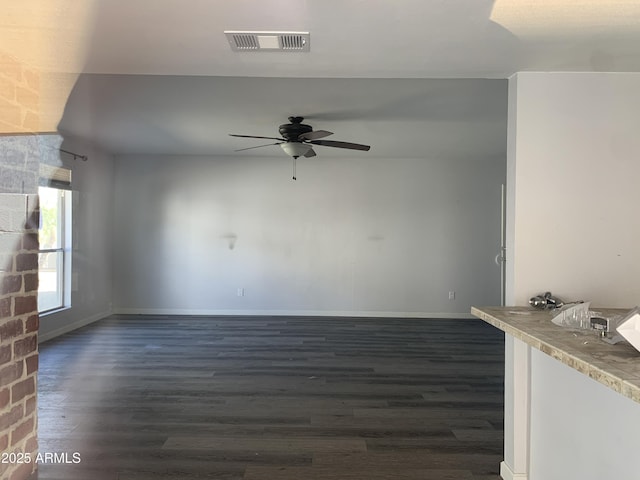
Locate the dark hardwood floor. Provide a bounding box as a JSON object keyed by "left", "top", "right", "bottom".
{"left": 33, "top": 315, "right": 504, "bottom": 479}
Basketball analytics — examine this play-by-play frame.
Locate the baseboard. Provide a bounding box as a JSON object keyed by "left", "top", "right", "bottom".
{"left": 112, "top": 308, "right": 475, "bottom": 319}
{"left": 500, "top": 461, "right": 528, "bottom": 480}
{"left": 38, "top": 310, "right": 112, "bottom": 343}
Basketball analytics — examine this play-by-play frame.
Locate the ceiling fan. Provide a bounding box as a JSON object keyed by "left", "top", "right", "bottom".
{"left": 230, "top": 116, "right": 371, "bottom": 163}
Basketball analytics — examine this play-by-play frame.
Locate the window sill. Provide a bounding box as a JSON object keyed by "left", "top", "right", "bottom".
{"left": 39, "top": 306, "right": 71, "bottom": 317}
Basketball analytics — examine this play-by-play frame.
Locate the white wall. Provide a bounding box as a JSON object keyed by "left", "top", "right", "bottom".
{"left": 505, "top": 72, "right": 640, "bottom": 480}
{"left": 113, "top": 153, "right": 505, "bottom": 317}
{"left": 39, "top": 135, "right": 115, "bottom": 341}
{"left": 508, "top": 73, "right": 640, "bottom": 306}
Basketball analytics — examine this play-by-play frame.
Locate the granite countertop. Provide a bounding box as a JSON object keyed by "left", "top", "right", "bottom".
{"left": 471, "top": 306, "right": 640, "bottom": 404}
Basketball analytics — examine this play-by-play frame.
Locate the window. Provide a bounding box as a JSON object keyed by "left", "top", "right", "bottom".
{"left": 38, "top": 166, "right": 72, "bottom": 313}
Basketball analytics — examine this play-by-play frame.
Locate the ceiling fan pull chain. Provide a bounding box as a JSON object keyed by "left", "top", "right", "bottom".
{"left": 292, "top": 157, "right": 297, "bottom": 180}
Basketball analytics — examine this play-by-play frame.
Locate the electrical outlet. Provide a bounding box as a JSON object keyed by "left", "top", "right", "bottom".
{"left": 237, "top": 288, "right": 245, "bottom": 297}
{"left": 448, "top": 291, "right": 455, "bottom": 300}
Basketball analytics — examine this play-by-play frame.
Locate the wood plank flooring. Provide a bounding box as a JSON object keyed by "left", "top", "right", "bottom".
{"left": 33, "top": 315, "right": 504, "bottom": 479}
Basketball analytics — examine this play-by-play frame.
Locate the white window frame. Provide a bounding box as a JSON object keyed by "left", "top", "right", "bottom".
{"left": 37, "top": 185, "right": 72, "bottom": 314}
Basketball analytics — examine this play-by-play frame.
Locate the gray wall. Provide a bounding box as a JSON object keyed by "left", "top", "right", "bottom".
{"left": 113, "top": 153, "right": 505, "bottom": 317}
{"left": 39, "top": 135, "right": 115, "bottom": 341}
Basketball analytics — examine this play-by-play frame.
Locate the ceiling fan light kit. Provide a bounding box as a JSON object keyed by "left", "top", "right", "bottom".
{"left": 280, "top": 142, "right": 312, "bottom": 158}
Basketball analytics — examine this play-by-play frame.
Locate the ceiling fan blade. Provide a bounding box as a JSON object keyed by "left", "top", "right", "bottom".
{"left": 298, "top": 130, "right": 333, "bottom": 141}
{"left": 308, "top": 139, "right": 371, "bottom": 151}
{"left": 303, "top": 148, "right": 317, "bottom": 158}
{"left": 230, "top": 134, "right": 285, "bottom": 141}
{"left": 234, "top": 142, "right": 282, "bottom": 152}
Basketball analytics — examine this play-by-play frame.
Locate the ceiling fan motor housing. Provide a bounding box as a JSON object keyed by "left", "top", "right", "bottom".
{"left": 279, "top": 116, "right": 312, "bottom": 141}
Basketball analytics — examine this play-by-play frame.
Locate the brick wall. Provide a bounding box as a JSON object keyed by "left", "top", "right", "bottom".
{"left": 0, "top": 196, "right": 39, "bottom": 480}
{"left": 1, "top": 51, "right": 41, "bottom": 480}
{"left": 1, "top": 50, "right": 41, "bottom": 195}
{"left": 0, "top": 51, "right": 40, "bottom": 135}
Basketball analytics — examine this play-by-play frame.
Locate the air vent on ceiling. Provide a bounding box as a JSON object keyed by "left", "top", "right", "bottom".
{"left": 224, "top": 31, "right": 310, "bottom": 52}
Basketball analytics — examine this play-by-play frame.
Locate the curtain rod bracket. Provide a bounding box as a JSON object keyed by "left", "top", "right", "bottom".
{"left": 59, "top": 148, "right": 88, "bottom": 161}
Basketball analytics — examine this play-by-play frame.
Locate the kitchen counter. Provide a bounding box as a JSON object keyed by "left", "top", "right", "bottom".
{"left": 471, "top": 306, "right": 640, "bottom": 404}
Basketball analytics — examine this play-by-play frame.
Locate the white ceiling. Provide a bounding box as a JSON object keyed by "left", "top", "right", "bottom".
{"left": 4, "top": 0, "right": 640, "bottom": 158}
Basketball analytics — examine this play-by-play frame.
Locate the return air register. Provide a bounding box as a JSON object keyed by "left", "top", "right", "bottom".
{"left": 224, "top": 31, "right": 310, "bottom": 52}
